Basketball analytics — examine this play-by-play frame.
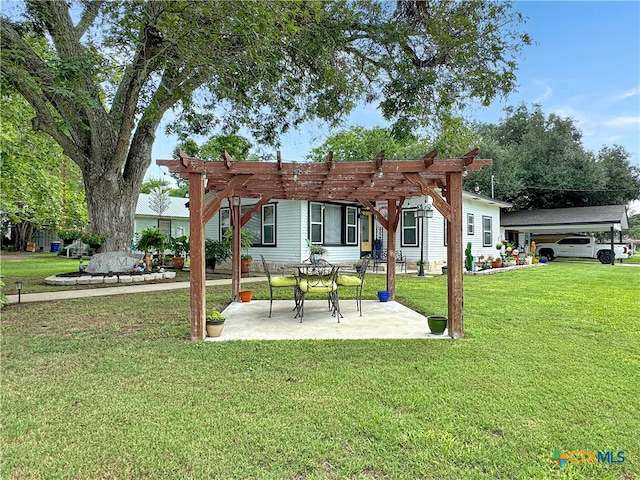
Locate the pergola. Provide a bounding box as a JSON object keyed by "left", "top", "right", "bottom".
{"left": 158, "top": 149, "right": 492, "bottom": 341}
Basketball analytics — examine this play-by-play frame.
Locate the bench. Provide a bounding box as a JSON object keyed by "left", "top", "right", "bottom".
{"left": 373, "top": 250, "right": 407, "bottom": 273}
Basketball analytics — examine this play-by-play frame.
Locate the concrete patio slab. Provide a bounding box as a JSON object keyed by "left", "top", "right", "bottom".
{"left": 208, "top": 299, "right": 450, "bottom": 341}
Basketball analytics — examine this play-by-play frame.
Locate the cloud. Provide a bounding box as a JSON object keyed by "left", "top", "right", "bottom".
{"left": 601, "top": 116, "right": 640, "bottom": 129}
{"left": 612, "top": 86, "right": 640, "bottom": 102}
{"left": 533, "top": 86, "right": 553, "bottom": 103}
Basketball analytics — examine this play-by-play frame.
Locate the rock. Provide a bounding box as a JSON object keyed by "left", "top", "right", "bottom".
{"left": 85, "top": 252, "right": 144, "bottom": 275}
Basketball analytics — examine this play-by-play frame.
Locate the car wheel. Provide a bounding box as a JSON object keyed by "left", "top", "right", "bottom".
{"left": 599, "top": 251, "right": 613, "bottom": 264}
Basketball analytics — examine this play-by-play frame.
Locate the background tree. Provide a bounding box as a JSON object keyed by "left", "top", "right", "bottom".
{"left": 0, "top": 91, "right": 87, "bottom": 250}
{"left": 628, "top": 213, "right": 640, "bottom": 241}
{"left": 466, "top": 104, "right": 640, "bottom": 209}
{"left": 1, "top": 1, "right": 530, "bottom": 252}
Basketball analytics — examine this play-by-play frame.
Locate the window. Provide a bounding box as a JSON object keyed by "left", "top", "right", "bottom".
{"left": 309, "top": 202, "right": 361, "bottom": 245}
{"left": 483, "top": 216, "right": 492, "bottom": 246}
{"left": 262, "top": 204, "right": 275, "bottom": 245}
{"left": 345, "top": 206, "right": 357, "bottom": 245}
{"left": 310, "top": 202, "right": 324, "bottom": 243}
{"left": 219, "top": 208, "right": 230, "bottom": 238}
{"left": 558, "top": 237, "right": 590, "bottom": 245}
{"left": 324, "top": 204, "right": 341, "bottom": 244}
{"left": 467, "top": 213, "right": 474, "bottom": 235}
{"left": 402, "top": 210, "right": 418, "bottom": 246}
{"left": 220, "top": 203, "right": 277, "bottom": 245}
{"left": 444, "top": 218, "right": 448, "bottom": 246}
{"left": 158, "top": 219, "right": 171, "bottom": 236}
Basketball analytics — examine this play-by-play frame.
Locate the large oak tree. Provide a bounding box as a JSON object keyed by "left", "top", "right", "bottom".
{"left": 1, "top": 0, "right": 530, "bottom": 251}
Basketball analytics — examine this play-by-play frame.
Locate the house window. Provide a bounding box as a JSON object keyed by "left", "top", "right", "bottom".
{"left": 158, "top": 219, "right": 171, "bottom": 236}
{"left": 467, "top": 213, "right": 474, "bottom": 235}
{"left": 220, "top": 208, "right": 230, "bottom": 238}
{"left": 324, "top": 204, "right": 342, "bottom": 244}
{"left": 221, "top": 204, "right": 277, "bottom": 245}
{"left": 262, "top": 204, "right": 275, "bottom": 245}
{"left": 402, "top": 210, "right": 418, "bottom": 246}
{"left": 444, "top": 218, "right": 448, "bottom": 246}
{"left": 483, "top": 216, "right": 492, "bottom": 246}
{"left": 310, "top": 202, "right": 323, "bottom": 243}
{"left": 345, "top": 206, "right": 357, "bottom": 245}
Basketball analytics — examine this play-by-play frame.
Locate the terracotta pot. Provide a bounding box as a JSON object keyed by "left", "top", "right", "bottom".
{"left": 239, "top": 290, "right": 253, "bottom": 302}
{"left": 491, "top": 260, "right": 502, "bottom": 268}
{"left": 172, "top": 257, "right": 185, "bottom": 269}
{"left": 241, "top": 258, "right": 252, "bottom": 273}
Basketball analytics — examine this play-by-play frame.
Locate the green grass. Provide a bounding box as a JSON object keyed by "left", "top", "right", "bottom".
{"left": 0, "top": 252, "right": 233, "bottom": 294}
{"left": 1, "top": 259, "right": 639, "bottom": 479}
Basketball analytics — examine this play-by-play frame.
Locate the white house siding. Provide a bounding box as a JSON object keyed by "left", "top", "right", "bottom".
{"left": 204, "top": 199, "right": 362, "bottom": 270}
{"left": 379, "top": 193, "right": 510, "bottom": 272}
{"left": 202, "top": 194, "right": 508, "bottom": 273}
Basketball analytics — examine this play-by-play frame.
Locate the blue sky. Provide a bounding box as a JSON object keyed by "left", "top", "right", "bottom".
{"left": 150, "top": 1, "right": 640, "bottom": 182}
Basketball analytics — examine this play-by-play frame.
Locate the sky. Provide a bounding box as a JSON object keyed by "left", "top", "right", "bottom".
{"left": 149, "top": 1, "right": 640, "bottom": 199}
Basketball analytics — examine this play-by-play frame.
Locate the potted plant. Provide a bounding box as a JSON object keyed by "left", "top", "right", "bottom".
{"left": 427, "top": 315, "right": 448, "bottom": 335}
{"left": 80, "top": 231, "right": 108, "bottom": 252}
{"left": 58, "top": 227, "right": 82, "bottom": 246}
{"left": 225, "top": 228, "right": 255, "bottom": 273}
{"left": 169, "top": 235, "right": 189, "bottom": 270}
{"left": 206, "top": 309, "right": 226, "bottom": 337}
{"left": 205, "top": 238, "right": 231, "bottom": 272}
{"left": 136, "top": 228, "right": 167, "bottom": 267}
{"left": 465, "top": 242, "right": 473, "bottom": 271}
{"left": 354, "top": 259, "right": 364, "bottom": 273}
{"left": 489, "top": 255, "right": 501, "bottom": 269}
{"left": 308, "top": 242, "right": 327, "bottom": 264}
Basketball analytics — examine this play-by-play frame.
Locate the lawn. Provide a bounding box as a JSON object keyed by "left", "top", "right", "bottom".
{"left": 1, "top": 258, "right": 639, "bottom": 479}
{"left": 0, "top": 252, "right": 234, "bottom": 294}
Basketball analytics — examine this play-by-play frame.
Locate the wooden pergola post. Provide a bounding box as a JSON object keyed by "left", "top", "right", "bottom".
{"left": 189, "top": 171, "right": 206, "bottom": 341}
{"left": 231, "top": 198, "right": 241, "bottom": 300}
{"left": 445, "top": 171, "right": 464, "bottom": 338}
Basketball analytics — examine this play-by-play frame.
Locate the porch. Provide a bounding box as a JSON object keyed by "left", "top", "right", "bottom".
{"left": 207, "top": 299, "right": 450, "bottom": 341}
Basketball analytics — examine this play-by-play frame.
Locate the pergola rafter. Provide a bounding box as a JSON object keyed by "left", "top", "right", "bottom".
{"left": 158, "top": 150, "right": 492, "bottom": 341}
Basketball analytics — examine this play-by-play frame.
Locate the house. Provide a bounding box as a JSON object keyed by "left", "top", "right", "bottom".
{"left": 134, "top": 193, "right": 190, "bottom": 241}
{"left": 204, "top": 191, "right": 511, "bottom": 273}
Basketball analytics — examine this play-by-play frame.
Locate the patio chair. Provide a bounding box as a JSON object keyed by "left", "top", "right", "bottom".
{"left": 294, "top": 263, "right": 341, "bottom": 322}
{"left": 260, "top": 255, "right": 297, "bottom": 317}
{"left": 336, "top": 255, "right": 371, "bottom": 316}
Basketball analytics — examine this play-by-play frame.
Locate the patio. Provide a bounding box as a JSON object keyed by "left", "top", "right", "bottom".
{"left": 207, "top": 299, "right": 450, "bottom": 341}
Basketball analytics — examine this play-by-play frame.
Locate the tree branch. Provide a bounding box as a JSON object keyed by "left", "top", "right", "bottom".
{"left": 74, "top": 1, "right": 104, "bottom": 41}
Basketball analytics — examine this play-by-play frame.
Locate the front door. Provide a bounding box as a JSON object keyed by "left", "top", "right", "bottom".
{"left": 360, "top": 212, "right": 373, "bottom": 255}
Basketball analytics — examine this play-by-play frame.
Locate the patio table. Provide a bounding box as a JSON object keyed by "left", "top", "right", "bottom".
{"left": 287, "top": 262, "right": 346, "bottom": 322}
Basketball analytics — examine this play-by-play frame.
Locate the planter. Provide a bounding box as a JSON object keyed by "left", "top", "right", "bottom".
{"left": 241, "top": 258, "right": 252, "bottom": 273}
{"left": 172, "top": 257, "right": 185, "bottom": 269}
{"left": 206, "top": 319, "right": 225, "bottom": 337}
{"left": 239, "top": 290, "right": 253, "bottom": 302}
{"left": 377, "top": 290, "right": 390, "bottom": 302}
{"left": 491, "top": 260, "right": 502, "bottom": 268}
{"left": 427, "top": 315, "right": 448, "bottom": 335}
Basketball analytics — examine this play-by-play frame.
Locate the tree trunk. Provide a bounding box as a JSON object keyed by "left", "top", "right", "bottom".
{"left": 83, "top": 175, "right": 139, "bottom": 253}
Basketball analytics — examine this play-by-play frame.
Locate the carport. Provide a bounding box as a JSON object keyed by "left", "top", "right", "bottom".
{"left": 501, "top": 205, "right": 630, "bottom": 262}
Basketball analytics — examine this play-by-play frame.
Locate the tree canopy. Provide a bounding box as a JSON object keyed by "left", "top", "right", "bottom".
{"left": 0, "top": 91, "right": 87, "bottom": 249}
{"left": 1, "top": 0, "right": 530, "bottom": 251}
{"left": 467, "top": 104, "right": 640, "bottom": 210}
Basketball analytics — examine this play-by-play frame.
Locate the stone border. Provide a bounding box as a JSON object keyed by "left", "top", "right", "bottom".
{"left": 45, "top": 271, "right": 176, "bottom": 286}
